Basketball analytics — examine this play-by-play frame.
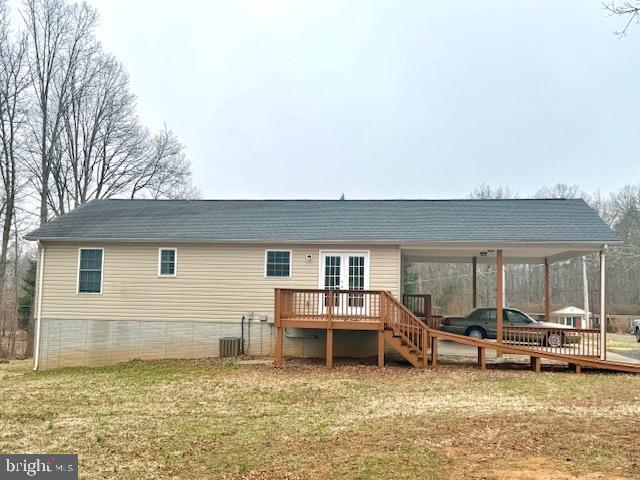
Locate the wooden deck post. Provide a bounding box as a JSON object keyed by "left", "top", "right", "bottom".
{"left": 274, "top": 289, "right": 283, "bottom": 368}
{"left": 544, "top": 258, "right": 551, "bottom": 322}
{"left": 472, "top": 256, "right": 477, "bottom": 309}
{"left": 530, "top": 356, "right": 541, "bottom": 373}
{"left": 496, "top": 250, "right": 504, "bottom": 354}
{"left": 431, "top": 337, "right": 438, "bottom": 367}
{"left": 378, "top": 330, "right": 385, "bottom": 367}
{"left": 569, "top": 362, "right": 582, "bottom": 374}
{"left": 326, "top": 290, "right": 334, "bottom": 368}
{"left": 477, "top": 346, "right": 486, "bottom": 370}
{"left": 423, "top": 329, "right": 430, "bottom": 368}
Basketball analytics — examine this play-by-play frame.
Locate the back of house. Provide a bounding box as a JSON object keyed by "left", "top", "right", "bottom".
{"left": 25, "top": 198, "right": 617, "bottom": 369}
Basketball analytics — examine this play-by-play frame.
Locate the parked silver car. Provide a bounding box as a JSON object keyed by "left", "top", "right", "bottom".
{"left": 633, "top": 319, "right": 640, "bottom": 342}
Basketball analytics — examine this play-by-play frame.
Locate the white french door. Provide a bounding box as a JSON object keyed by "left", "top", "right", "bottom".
{"left": 319, "top": 251, "right": 370, "bottom": 314}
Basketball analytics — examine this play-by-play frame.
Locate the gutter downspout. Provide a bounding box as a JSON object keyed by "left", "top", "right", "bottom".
{"left": 32, "top": 242, "right": 45, "bottom": 371}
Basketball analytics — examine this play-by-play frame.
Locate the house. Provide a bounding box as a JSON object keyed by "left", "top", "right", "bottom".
{"left": 551, "top": 306, "right": 594, "bottom": 328}
{"left": 25, "top": 198, "right": 620, "bottom": 370}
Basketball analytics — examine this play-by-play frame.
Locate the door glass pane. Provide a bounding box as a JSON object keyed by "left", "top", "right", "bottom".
{"left": 324, "top": 256, "right": 341, "bottom": 306}
{"left": 324, "top": 256, "right": 341, "bottom": 289}
{"left": 348, "top": 256, "right": 365, "bottom": 307}
{"left": 348, "top": 256, "right": 365, "bottom": 290}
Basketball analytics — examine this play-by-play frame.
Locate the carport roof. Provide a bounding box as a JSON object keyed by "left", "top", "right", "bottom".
{"left": 25, "top": 198, "right": 619, "bottom": 252}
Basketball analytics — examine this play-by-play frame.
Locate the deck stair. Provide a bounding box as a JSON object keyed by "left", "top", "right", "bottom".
{"left": 383, "top": 330, "right": 426, "bottom": 368}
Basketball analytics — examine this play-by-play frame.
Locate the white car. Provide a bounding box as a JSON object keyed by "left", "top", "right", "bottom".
{"left": 634, "top": 319, "right": 640, "bottom": 343}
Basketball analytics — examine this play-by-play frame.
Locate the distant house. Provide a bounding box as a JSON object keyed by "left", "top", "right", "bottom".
{"left": 25, "top": 198, "right": 619, "bottom": 370}
{"left": 551, "top": 306, "right": 594, "bottom": 328}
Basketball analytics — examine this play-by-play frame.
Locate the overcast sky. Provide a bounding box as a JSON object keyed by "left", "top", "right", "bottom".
{"left": 81, "top": 0, "right": 639, "bottom": 199}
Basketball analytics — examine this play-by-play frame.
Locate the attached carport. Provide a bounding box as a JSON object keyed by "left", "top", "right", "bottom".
{"left": 402, "top": 240, "right": 617, "bottom": 360}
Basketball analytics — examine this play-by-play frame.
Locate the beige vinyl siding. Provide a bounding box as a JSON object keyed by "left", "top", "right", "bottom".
{"left": 40, "top": 242, "right": 401, "bottom": 322}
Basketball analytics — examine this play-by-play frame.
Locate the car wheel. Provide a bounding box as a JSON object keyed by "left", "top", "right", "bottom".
{"left": 636, "top": 328, "right": 640, "bottom": 343}
{"left": 466, "top": 327, "right": 485, "bottom": 339}
{"left": 546, "top": 333, "right": 563, "bottom": 348}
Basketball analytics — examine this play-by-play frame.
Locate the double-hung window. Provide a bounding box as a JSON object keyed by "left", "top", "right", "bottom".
{"left": 158, "top": 248, "right": 177, "bottom": 276}
{"left": 265, "top": 250, "right": 291, "bottom": 278}
{"left": 78, "top": 248, "right": 103, "bottom": 294}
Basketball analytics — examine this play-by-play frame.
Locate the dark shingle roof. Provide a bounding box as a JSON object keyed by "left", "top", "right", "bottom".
{"left": 24, "top": 198, "right": 619, "bottom": 244}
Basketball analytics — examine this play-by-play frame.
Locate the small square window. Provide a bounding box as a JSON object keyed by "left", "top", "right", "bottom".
{"left": 159, "top": 248, "right": 177, "bottom": 276}
{"left": 265, "top": 250, "right": 291, "bottom": 277}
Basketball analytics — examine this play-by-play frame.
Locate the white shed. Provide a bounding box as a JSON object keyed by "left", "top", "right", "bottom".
{"left": 552, "top": 306, "right": 593, "bottom": 328}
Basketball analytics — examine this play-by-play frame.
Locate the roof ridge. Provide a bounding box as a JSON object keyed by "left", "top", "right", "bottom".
{"left": 97, "top": 198, "right": 579, "bottom": 202}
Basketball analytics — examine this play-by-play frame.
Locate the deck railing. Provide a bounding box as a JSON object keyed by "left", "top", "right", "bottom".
{"left": 402, "top": 293, "right": 431, "bottom": 318}
{"left": 402, "top": 293, "right": 441, "bottom": 329}
{"left": 276, "top": 288, "right": 430, "bottom": 360}
{"left": 503, "top": 325, "right": 601, "bottom": 357}
{"left": 279, "top": 288, "right": 384, "bottom": 323}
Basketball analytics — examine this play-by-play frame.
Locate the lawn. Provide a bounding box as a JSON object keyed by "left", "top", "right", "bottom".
{"left": 608, "top": 333, "right": 640, "bottom": 361}
{"left": 1, "top": 358, "right": 640, "bottom": 480}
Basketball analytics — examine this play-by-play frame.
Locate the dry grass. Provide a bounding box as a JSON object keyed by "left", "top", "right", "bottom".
{"left": 1, "top": 358, "right": 640, "bottom": 479}
{"left": 608, "top": 333, "right": 638, "bottom": 349}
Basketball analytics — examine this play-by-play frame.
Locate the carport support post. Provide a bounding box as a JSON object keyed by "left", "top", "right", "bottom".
{"left": 600, "top": 247, "right": 607, "bottom": 361}
{"left": 544, "top": 258, "right": 551, "bottom": 321}
{"left": 496, "top": 250, "right": 504, "bottom": 354}
{"left": 472, "top": 256, "right": 477, "bottom": 309}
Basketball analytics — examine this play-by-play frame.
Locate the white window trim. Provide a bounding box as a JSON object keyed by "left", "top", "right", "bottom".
{"left": 158, "top": 247, "right": 178, "bottom": 277}
{"left": 76, "top": 247, "right": 104, "bottom": 295}
{"left": 264, "top": 249, "right": 292, "bottom": 279}
{"left": 317, "top": 250, "right": 370, "bottom": 290}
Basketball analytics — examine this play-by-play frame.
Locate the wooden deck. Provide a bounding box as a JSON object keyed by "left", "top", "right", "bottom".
{"left": 274, "top": 288, "right": 640, "bottom": 374}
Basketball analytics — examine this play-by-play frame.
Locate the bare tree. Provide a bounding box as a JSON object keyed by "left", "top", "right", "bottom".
{"left": 0, "top": 0, "right": 30, "bottom": 346}
{"left": 468, "top": 183, "right": 519, "bottom": 200}
{"left": 50, "top": 51, "right": 141, "bottom": 214}
{"left": 47, "top": 44, "right": 198, "bottom": 211}
{"left": 605, "top": 1, "right": 640, "bottom": 35}
{"left": 22, "top": 0, "right": 98, "bottom": 225}
{"left": 129, "top": 127, "right": 199, "bottom": 200}
{"left": 533, "top": 183, "right": 583, "bottom": 199}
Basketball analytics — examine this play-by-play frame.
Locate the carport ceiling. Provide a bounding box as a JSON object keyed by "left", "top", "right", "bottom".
{"left": 402, "top": 244, "right": 607, "bottom": 265}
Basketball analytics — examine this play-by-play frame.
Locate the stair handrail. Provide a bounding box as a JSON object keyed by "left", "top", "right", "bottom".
{"left": 383, "top": 291, "right": 432, "bottom": 330}
{"left": 382, "top": 291, "right": 433, "bottom": 364}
